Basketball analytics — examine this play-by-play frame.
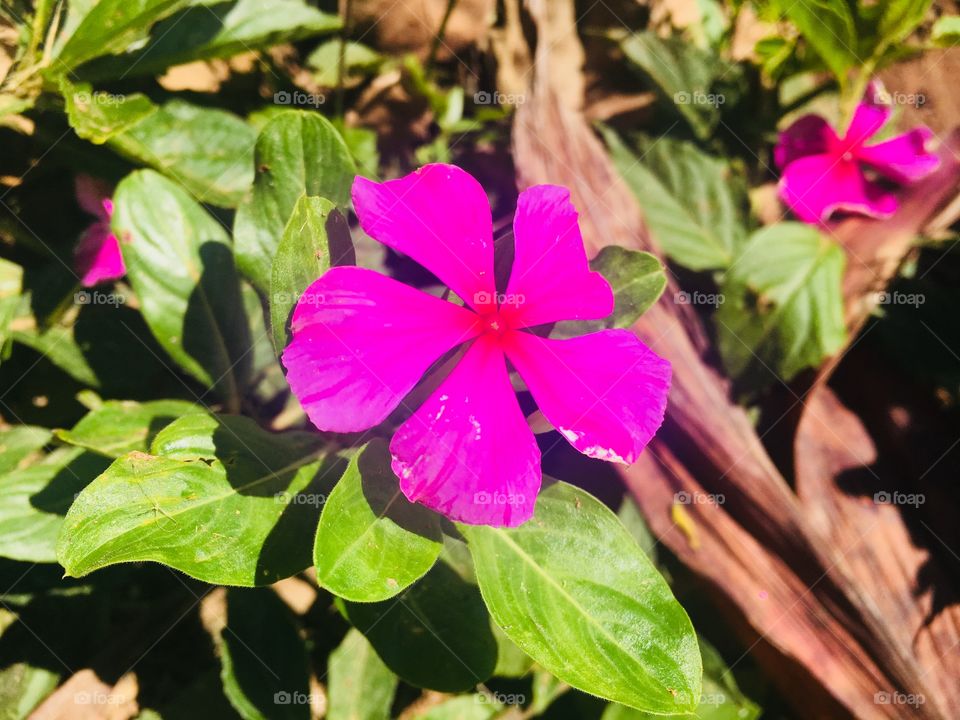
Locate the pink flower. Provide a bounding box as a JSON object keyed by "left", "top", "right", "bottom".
{"left": 775, "top": 97, "right": 939, "bottom": 225}
{"left": 74, "top": 175, "right": 125, "bottom": 287}
{"left": 282, "top": 164, "right": 671, "bottom": 527}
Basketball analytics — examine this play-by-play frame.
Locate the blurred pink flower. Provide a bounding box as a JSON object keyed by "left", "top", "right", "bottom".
{"left": 775, "top": 96, "right": 939, "bottom": 224}
{"left": 282, "top": 164, "right": 671, "bottom": 527}
{"left": 74, "top": 175, "right": 125, "bottom": 287}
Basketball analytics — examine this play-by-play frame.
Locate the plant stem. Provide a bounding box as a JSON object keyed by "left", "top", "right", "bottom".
{"left": 425, "top": 0, "right": 459, "bottom": 78}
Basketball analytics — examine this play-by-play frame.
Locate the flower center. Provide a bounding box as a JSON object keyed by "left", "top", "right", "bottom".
{"left": 478, "top": 309, "right": 510, "bottom": 337}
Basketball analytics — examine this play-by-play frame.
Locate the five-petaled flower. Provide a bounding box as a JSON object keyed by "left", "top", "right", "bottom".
{"left": 281, "top": 164, "right": 671, "bottom": 527}
{"left": 775, "top": 94, "right": 939, "bottom": 225}
{"left": 74, "top": 175, "right": 125, "bottom": 287}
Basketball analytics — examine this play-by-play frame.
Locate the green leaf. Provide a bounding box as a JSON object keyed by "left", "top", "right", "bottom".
{"left": 876, "top": 0, "right": 931, "bottom": 48}
{"left": 603, "top": 128, "right": 748, "bottom": 270}
{"left": 0, "top": 662, "right": 60, "bottom": 719}
{"left": 0, "top": 425, "right": 52, "bottom": 474}
{"left": 552, "top": 247, "right": 666, "bottom": 338}
{"left": 461, "top": 481, "right": 701, "bottom": 715}
{"left": 61, "top": 79, "right": 157, "bottom": 144}
{"left": 112, "top": 169, "right": 252, "bottom": 407}
{"left": 218, "top": 588, "right": 311, "bottom": 720}
{"left": 327, "top": 629, "right": 398, "bottom": 720}
{"left": 82, "top": 0, "right": 340, "bottom": 79}
{"left": 601, "top": 637, "right": 760, "bottom": 720}
{"left": 412, "top": 696, "right": 501, "bottom": 720}
{"left": 307, "top": 40, "right": 383, "bottom": 87}
{"left": 783, "top": 0, "right": 859, "bottom": 80}
{"left": 715, "top": 222, "right": 846, "bottom": 385}
{"left": 592, "top": 247, "right": 667, "bottom": 328}
{"left": 54, "top": 399, "right": 202, "bottom": 457}
{"left": 932, "top": 15, "right": 960, "bottom": 46}
{"left": 234, "top": 111, "right": 356, "bottom": 292}
{"left": 12, "top": 324, "right": 100, "bottom": 388}
{"left": 0, "top": 258, "right": 23, "bottom": 361}
{"left": 110, "top": 100, "right": 257, "bottom": 207}
{"left": 529, "top": 668, "right": 570, "bottom": 715}
{"left": 1, "top": 448, "right": 109, "bottom": 563}
{"left": 618, "top": 31, "right": 740, "bottom": 139}
{"left": 53, "top": 0, "right": 187, "bottom": 70}
{"left": 343, "top": 559, "right": 498, "bottom": 692}
{"left": 269, "top": 195, "right": 337, "bottom": 354}
{"left": 314, "top": 441, "right": 442, "bottom": 603}
{"left": 57, "top": 412, "right": 336, "bottom": 585}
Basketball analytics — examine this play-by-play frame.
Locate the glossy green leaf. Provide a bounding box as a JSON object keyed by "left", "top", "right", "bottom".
{"left": 61, "top": 79, "right": 156, "bottom": 144}
{"left": 54, "top": 399, "right": 202, "bottom": 457}
{"left": 83, "top": 0, "right": 340, "bottom": 79}
{"left": 716, "top": 223, "right": 846, "bottom": 385}
{"left": 269, "top": 195, "right": 334, "bottom": 354}
{"left": 603, "top": 128, "right": 748, "bottom": 270}
{"left": 783, "top": 0, "right": 858, "bottom": 79}
{"left": 601, "top": 638, "right": 760, "bottom": 720}
{"left": 53, "top": 0, "right": 187, "bottom": 70}
{"left": 1, "top": 448, "right": 109, "bottom": 563}
{"left": 343, "top": 559, "right": 498, "bottom": 692}
{"left": 552, "top": 247, "right": 666, "bottom": 338}
{"left": 592, "top": 247, "right": 667, "bottom": 328}
{"left": 57, "top": 412, "right": 336, "bottom": 585}
{"left": 111, "top": 100, "right": 256, "bottom": 207}
{"left": 112, "top": 170, "right": 252, "bottom": 407}
{"left": 234, "top": 111, "right": 355, "bottom": 292}
{"left": 218, "top": 588, "right": 311, "bottom": 720}
{"left": 327, "top": 628, "right": 398, "bottom": 720}
{"left": 619, "top": 31, "right": 740, "bottom": 139}
{"left": 461, "top": 481, "right": 701, "bottom": 715}
{"left": 314, "top": 441, "right": 443, "bottom": 603}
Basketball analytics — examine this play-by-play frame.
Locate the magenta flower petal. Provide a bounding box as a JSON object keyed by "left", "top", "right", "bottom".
{"left": 503, "top": 329, "right": 670, "bottom": 465}
{"left": 843, "top": 101, "right": 890, "bottom": 147}
{"left": 282, "top": 266, "right": 482, "bottom": 433}
{"left": 390, "top": 333, "right": 540, "bottom": 527}
{"left": 778, "top": 154, "right": 898, "bottom": 224}
{"left": 352, "top": 164, "right": 496, "bottom": 311}
{"left": 500, "top": 185, "right": 614, "bottom": 328}
{"left": 857, "top": 127, "right": 941, "bottom": 183}
{"left": 75, "top": 222, "right": 126, "bottom": 287}
{"left": 774, "top": 115, "right": 837, "bottom": 170}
